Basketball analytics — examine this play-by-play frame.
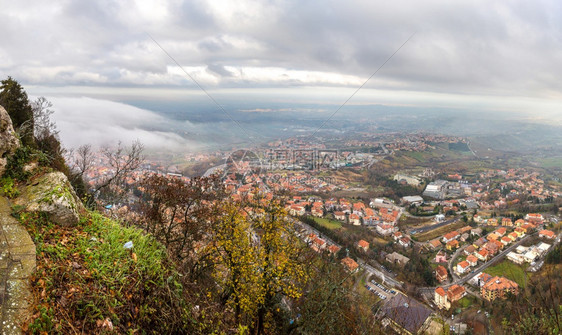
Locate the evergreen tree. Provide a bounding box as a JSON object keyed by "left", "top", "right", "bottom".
{"left": 0, "top": 77, "right": 34, "bottom": 146}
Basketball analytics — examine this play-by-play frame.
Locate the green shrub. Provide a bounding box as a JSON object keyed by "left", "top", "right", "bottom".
{"left": 0, "top": 177, "right": 19, "bottom": 198}
{"left": 4, "top": 145, "right": 51, "bottom": 181}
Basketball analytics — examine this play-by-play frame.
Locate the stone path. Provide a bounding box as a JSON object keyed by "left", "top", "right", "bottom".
{"left": 0, "top": 197, "right": 36, "bottom": 335}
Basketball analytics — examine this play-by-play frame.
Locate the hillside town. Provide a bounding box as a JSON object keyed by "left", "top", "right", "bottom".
{"left": 78, "top": 134, "right": 562, "bottom": 335}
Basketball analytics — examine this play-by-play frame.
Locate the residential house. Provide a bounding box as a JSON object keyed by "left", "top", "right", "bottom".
{"left": 341, "top": 257, "right": 359, "bottom": 273}
{"left": 466, "top": 255, "right": 478, "bottom": 267}
{"left": 487, "top": 233, "right": 500, "bottom": 241}
{"left": 428, "top": 239, "right": 442, "bottom": 250}
{"left": 474, "top": 272, "right": 493, "bottom": 287}
{"left": 376, "top": 224, "right": 395, "bottom": 236}
{"left": 476, "top": 249, "right": 489, "bottom": 261}
{"left": 501, "top": 218, "right": 513, "bottom": 227}
{"left": 537, "top": 242, "right": 551, "bottom": 255}
{"left": 459, "top": 226, "right": 472, "bottom": 235}
{"left": 393, "top": 231, "right": 403, "bottom": 241}
{"left": 508, "top": 232, "right": 518, "bottom": 241}
{"left": 491, "top": 239, "right": 504, "bottom": 250}
{"left": 447, "top": 284, "right": 466, "bottom": 302}
{"left": 500, "top": 236, "right": 512, "bottom": 246}
{"left": 514, "top": 219, "right": 526, "bottom": 226}
{"left": 442, "top": 231, "right": 460, "bottom": 243}
{"left": 399, "top": 237, "right": 411, "bottom": 248}
{"left": 305, "top": 233, "right": 317, "bottom": 243}
{"left": 481, "top": 276, "right": 519, "bottom": 301}
{"left": 357, "top": 240, "right": 370, "bottom": 252}
{"left": 521, "top": 223, "right": 535, "bottom": 233}
{"left": 457, "top": 261, "right": 470, "bottom": 274}
{"left": 523, "top": 248, "right": 540, "bottom": 262}
{"left": 464, "top": 245, "right": 477, "bottom": 255}
{"left": 446, "top": 240, "right": 459, "bottom": 250}
{"left": 327, "top": 245, "right": 341, "bottom": 255}
{"left": 507, "top": 251, "right": 525, "bottom": 265}
{"left": 349, "top": 213, "right": 361, "bottom": 226}
{"left": 311, "top": 207, "right": 323, "bottom": 217}
{"left": 539, "top": 230, "right": 556, "bottom": 239}
{"left": 473, "top": 214, "right": 485, "bottom": 224}
{"left": 471, "top": 227, "right": 483, "bottom": 236}
{"left": 435, "top": 287, "right": 451, "bottom": 310}
{"left": 484, "top": 241, "right": 500, "bottom": 256}
{"left": 363, "top": 215, "right": 378, "bottom": 225}
{"left": 289, "top": 205, "right": 305, "bottom": 216}
{"left": 334, "top": 211, "right": 346, "bottom": 221}
{"left": 435, "top": 265, "right": 448, "bottom": 283}
{"left": 435, "top": 251, "right": 447, "bottom": 263}
{"left": 514, "top": 227, "right": 526, "bottom": 237}
{"left": 364, "top": 207, "right": 375, "bottom": 217}
{"left": 525, "top": 213, "right": 544, "bottom": 224}
{"left": 353, "top": 202, "right": 365, "bottom": 213}
{"left": 496, "top": 227, "right": 507, "bottom": 236}
{"left": 473, "top": 237, "right": 487, "bottom": 249}
{"left": 487, "top": 218, "right": 498, "bottom": 226}
{"left": 311, "top": 237, "right": 327, "bottom": 252}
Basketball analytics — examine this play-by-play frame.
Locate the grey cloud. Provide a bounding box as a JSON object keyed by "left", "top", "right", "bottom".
{"left": 0, "top": 0, "right": 561, "bottom": 101}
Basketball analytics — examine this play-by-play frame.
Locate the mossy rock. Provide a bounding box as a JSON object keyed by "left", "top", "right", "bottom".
{"left": 15, "top": 172, "right": 84, "bottom": 226}
{"left": 0, "top": 106, "right": 20, "bottom": 176}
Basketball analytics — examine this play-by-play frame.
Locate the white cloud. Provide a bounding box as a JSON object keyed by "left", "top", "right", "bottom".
{"left": 42, "top": 96, "right": 205, "bottom": 150}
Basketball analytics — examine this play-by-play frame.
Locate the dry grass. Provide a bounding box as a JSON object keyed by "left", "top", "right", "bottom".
{"left": 415, "top": 220, "right": 466, "bottom": 242}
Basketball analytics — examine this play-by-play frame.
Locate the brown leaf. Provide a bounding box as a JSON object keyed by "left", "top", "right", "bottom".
{"left": 132, "top": 252, "right": 137, "bottom": 262}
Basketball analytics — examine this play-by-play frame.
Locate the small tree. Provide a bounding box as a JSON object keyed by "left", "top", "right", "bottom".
{"left": 92, "top": 140, "right": 144, "bottom": 206}
{"left": 67, "top": 144, "right": 95, "bottom": 200}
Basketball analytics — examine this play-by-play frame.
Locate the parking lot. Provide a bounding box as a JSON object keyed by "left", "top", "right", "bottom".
{"left": 365, "top": 280, "right": 396, "bottom": 300}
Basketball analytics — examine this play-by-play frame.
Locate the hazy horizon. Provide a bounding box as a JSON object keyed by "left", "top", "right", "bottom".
{"left": 2, "top": 0, "right": 562, "bottom": 151}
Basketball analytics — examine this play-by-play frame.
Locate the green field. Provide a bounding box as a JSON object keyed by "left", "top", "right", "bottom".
{"left": 458, "top": 295, "right": 476, "bottom": 309}
{"left": 536, "top": 156, "right": 562, "bottom": 169}
{"left": 314, "top": 217, "right": 343, "bottom": 230}
{"left": 485, "top": 260, "right": 528, "bottom": 288}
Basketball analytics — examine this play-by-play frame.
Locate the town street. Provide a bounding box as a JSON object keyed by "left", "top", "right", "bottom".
{"left": 293, "top": 218, "right": 403, "bottom": 288}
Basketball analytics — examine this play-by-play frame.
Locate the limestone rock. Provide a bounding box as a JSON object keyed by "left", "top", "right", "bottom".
{"left": 0, "top": 106, "right": 20, "bottom": 176}
{"left": 16, "top": 172, "right": 85, "bottom": 226}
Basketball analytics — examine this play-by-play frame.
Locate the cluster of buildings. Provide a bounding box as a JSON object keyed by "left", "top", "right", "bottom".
{"left": 453, "top": 222, "right": 542, "bottom": 276}
{"left": 304, "top": 232, "right": 340, "bottom": 255}
{"left": 423, "top": 180, "right": 473, "bottom": 199}
{"left": 419, "top": 167, "right": 560, "bottom": 205}
{"left": 302, "top": 232, "right": 365, "bottom": 274}
{"left": 434, "top": 284, "right": 466, "bottom": 310}
{"left": 506, "top": 242, "right": 552, "bottom": 265}
{"left": 435, "top": 273, "right": 520, "bottom": 310}
{"left": 285, "top": 196, "right": 403, "bottom": 235}
{"left": 468, "top": 273, "right": 519, "bottom": 301}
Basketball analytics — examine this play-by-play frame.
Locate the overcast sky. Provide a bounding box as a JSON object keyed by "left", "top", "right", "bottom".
{"left": 1, "top": 0, "right": 561, "bottom": 147}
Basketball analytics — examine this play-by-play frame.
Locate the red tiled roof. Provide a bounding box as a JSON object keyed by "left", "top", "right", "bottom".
{"left": 358, "top": 240, "right": 370, "bottom": 248}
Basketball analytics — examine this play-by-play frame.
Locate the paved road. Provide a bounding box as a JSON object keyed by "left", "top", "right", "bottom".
{"left": 448, "top": 244, "right": 467, "bottom": 281}
{"left": 293, "top": 218, "right": 403, "bottom": 288}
